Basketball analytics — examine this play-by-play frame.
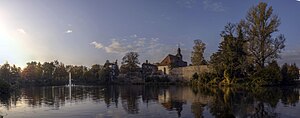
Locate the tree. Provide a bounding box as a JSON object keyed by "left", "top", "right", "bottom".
{"left": 42, "top": 62, "right": 55, "bottom": 80}
{"left": 22, "top": 61, "right": 42, "bottom": 80}
{"left": 90, "top": 64, "right": 102, "bottom": 80}
{"left": 266, "top": 60, "right": 282, "bottom": 84}
{"left": 52, "top": 61, "right": 68, "bottom": 81}
{"left": 281, "top": 63, "right": 299, "bottom": 84}
{"left": 191, "top": 39, "right": 206, "bottom": 65}
{"left": 281, "top": 63, "right": 289, "bottom": 84}
{"left": 120, "top": 52, "right": 140, "bottom": 73}
{"left": 251, "top": 60, "right": 282, "bottom": 85}
{"left": 288, "top": 63, "right": 299, "bottom": 80}
{"left": 242, "top": 2, "right": 285, "bottom": 69}
{"left": 210, "top": 23, "right": 248, "bottom": 83}
{"left": 0, "top": 63, "right": 11, "bottom": 84}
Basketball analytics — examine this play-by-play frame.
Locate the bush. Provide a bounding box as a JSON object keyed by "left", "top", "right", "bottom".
{"left": 251, "top": 63, "right": 282, "bottom": 86}
{"left": 192, "top": 73, "right": 199, "bottom": 80}
{"left": 145, "top": 76, "right": 170, "bottom": 83}
{"left": 199, "top": 73, "right": 216, "bottom": 84}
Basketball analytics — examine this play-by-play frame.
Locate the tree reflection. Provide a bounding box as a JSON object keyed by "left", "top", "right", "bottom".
{"left": 0, "top": 86, "right": 299, "bottom": 117}
{"left": 0, "top": 91, "right": 21, "bottom": 110}
{"left": 189, "top": 86, "right": 299, "bottom": 118}
{"left": 252, "top": 102, "right": 279, "bottom": 118}
{"left": 191, "top": 102, "right": 205, "bottom": 118}
{"left": 281, "top": 87, "right": 299, "bottom": 106}
{"left": 103, "top": 85, "right": 119, "bottom": 108}
{"left": 161, "top": 100, "right": 185, "bottom": 117}
{"left": 120, "top": 85, "right": 143, "bottom": 114}
{"left": 0, "top": 93, "right": 10, "bottom": 108}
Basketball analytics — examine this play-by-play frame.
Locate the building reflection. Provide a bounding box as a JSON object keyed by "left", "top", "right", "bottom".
{"left": 0, "top": 86, "right": 299, "bottom": 117}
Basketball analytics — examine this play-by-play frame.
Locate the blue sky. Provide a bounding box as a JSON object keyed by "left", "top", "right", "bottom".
{"left": 0, "top": 0, "right": 300, "bottom": 68}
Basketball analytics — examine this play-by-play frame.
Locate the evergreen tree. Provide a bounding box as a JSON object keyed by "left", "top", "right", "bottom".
{"left": 210, "top": 23, "right": 248, "bottom": 83}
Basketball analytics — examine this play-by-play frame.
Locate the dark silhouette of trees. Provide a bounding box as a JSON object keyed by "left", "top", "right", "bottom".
{"left": 281, "top": 63, "right": 299, "bottom": 85}
{"left": 120, "top": 52, "right": 140, "bottom": 73}
{"left": 22, "top": 62, "right": 42, "bottom": 80}
{"left": 251, "top": 60, "right": 282, "bottom": 85}
{"left": 0, "top": 63, "right": 12, "bottom": 84}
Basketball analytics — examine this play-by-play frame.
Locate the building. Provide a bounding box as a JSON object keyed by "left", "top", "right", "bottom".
{"left": 104, "top": 60, "right": 119, "bottom": 80}
{"left": 142, "top": 60, "right": 158, "bottom": 76}
{"left": 157, "top": 47, "right": 187, "bottom": 74}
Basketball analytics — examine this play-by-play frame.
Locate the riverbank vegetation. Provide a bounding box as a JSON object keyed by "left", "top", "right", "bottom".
{"left": 191, "top": 2, "right": 299, "bottom": 87}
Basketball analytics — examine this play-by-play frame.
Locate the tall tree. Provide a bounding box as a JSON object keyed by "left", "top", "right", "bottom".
{"left": 0, "top": 63, "right": 11, "bottom": 84}
{"left": 242, "top": 2, "right": 285, "bottom": 69}
{"left": 288, "top": 63, "right": 299, "bottom": 80}
{"left": 210, "top": 23, "right": 248, "bottom": 83}
{"left": 52, "top": 60, "right": 68, "bottom": 80}
{"left": 42, "top": 62, "right": 55, "bottom": 80}
{"left": 22, "top": 61, "right": 42, "bottom": 80}
{"left": 191, "top": 39, "right": 206, "bottom": 65}
{"left": 90, "top": 64, "right": 102, "bottom": 80}
{"left": 120, "top": 52, "right": 140, "bottom": 73}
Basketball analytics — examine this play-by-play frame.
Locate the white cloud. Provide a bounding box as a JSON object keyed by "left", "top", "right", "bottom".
{"left": 90, "top": 41, "right": 104, "bottom": 49}
{"left": 202, "top": 0, "right": 225, "bottom": 12}
{"left": 17, "top": 28, "right": 27, "bottom": 35}
{"left": 297, "top": 0, "right": 300, "bottom": 2}
{"left": 90, "top": 36, "right": 163, "bottom": 54}
{"left": 65, "top": 29, "right": 73, "bottom": 33}
{"left": 104, "top": 39, "right": 128, "bottom": 53}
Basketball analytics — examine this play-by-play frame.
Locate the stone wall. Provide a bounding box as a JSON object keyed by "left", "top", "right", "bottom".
{"left": 158, "top": 65, "right": 170, "bottom": 74}
{"left": 170, "top": 65, "right": 210, "bottom": 80}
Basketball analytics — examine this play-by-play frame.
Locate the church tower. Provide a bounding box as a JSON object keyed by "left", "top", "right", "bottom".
{"left": 176, "top": 44, "right": 183, "bottom": 60}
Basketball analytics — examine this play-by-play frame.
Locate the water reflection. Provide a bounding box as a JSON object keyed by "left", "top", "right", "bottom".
{"left": 0, "top": 86, "right": 299, "bottom": 118}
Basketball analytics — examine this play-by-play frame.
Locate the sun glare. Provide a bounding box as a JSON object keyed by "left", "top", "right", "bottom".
{"left": 0, "top": 12, "right": 28, "bottom": 68}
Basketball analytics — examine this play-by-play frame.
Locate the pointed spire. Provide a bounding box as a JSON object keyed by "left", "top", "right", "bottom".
{"left": 176, "top": 43, "right": 182, "bottom": 60}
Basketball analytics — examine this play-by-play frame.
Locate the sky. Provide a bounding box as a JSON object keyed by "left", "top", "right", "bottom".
{"left": 0, "top": 0, "right": 300, "bottom": 68}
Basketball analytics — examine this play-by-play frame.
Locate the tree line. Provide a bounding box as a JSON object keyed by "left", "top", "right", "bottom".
{"left": 0, "top": 51, "right": 144, "bottom": 92}
{"left": 0, "top": 60, "right": 117, "bottom": 91}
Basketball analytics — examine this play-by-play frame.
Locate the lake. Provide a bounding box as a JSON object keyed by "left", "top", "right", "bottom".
{"left": 0, "top": 85, "right": 300, "bottom": 118}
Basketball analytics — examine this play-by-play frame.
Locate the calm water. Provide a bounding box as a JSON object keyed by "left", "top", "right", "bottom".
{"left": 0, "top": 85, "right": 300, "bottom": 118}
